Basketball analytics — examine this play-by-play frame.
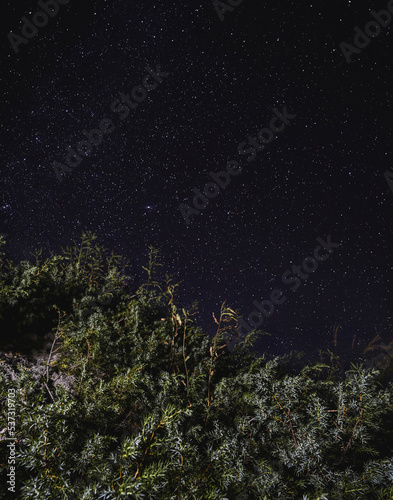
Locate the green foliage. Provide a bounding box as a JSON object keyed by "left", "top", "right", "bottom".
{"left": 0, "top": 233, "right": 392, "bottom": 499}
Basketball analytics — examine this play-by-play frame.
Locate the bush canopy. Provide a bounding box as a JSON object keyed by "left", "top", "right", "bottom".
{"left": 0, "top": 233, "right": 392, "bottom": 499}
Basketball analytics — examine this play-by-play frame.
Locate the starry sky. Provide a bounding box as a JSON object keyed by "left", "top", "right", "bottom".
{"left": 1, "top": 0, "right": 393, "bottom": 360}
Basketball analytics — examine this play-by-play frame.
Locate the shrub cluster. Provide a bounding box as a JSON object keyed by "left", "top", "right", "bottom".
{"left": 0, "top": 233, "right": 392, "bottom": 499}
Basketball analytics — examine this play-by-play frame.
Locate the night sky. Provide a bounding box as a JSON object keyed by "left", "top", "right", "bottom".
{"left": 1, "top": 0, "right": 393, "bottom": 360}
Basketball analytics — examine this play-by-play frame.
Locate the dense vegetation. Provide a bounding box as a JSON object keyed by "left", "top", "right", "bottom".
{"left": 0, "top": 233, "right": 392, "bottom": 499}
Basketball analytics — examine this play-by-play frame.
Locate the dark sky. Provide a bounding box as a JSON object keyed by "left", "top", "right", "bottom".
{"left": 1, "top": 0, "right": 393, "bottom": 359}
